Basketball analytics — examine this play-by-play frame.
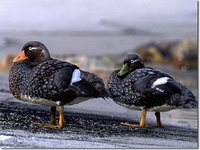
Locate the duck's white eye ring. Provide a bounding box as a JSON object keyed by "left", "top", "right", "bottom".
{"left": 29, "top": 47, "right": 33, "bottom": 51}
{"left": 29, "top": 47, "right": 38, "bottom": 51}
{"left": 130, "top": 60, "right": 135, "bottom": 63}
{"left": 131, "top": 59, "right": 139, "bottom": 63}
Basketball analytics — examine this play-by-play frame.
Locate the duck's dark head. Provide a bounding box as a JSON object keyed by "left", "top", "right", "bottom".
{"left": 12, "top": 41, "right": 50, "bottom": 65}
{"left": 118, "top": 54, "right": 144, "bottom": 77}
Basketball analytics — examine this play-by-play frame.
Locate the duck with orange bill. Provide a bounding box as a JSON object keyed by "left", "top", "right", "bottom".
{"left": 9, "top": 41, "right": 109, "bottom": 129}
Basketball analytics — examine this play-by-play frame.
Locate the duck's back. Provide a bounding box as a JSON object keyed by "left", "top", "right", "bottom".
{"left": 9, "top": 59, "right": 78, "bottom": 102}
{"left": 107, "top": 67, "right": 197, "bottom": 110}
{"left": 107, "top": 68, "right": 167, "bottom": 98}
{"left": 9, "top": 58, "right": 109, "bottom": 106}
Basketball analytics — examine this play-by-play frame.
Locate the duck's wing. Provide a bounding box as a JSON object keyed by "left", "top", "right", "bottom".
{"left": 131, "top": 68, "right": 182, "bottom": 97}
{"left": 130, "top": 68, "right": 197, "bottom": 108}
{"left": 51, "top": 63, "right": 108, "bottom": 98}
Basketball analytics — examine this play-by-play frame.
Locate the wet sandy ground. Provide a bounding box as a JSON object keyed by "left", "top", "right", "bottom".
{"left": 0, "top": 73, "right": 198, "bottom": 148}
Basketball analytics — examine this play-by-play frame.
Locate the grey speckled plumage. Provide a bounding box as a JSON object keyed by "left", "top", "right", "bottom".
{"left": 9, "top": 42, "right": 108, "bottom": 107}
{"left": 9, "top": 41, "right": 109, "bottom": 128}
{"left": 107, "top": 53, "right": 197, "bottom": 127}
{"left": 108, "top": 64, "right": 197, "bottom": 111}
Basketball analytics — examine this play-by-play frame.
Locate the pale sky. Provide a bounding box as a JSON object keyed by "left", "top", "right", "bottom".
{"left": 0, "top": 0, "right": 197, "bottom": 31}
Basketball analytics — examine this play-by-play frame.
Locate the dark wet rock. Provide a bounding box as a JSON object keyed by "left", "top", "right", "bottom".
{"left": 0, "top": 69, "right": 198, "bottom": 149}
{"left": 0, "top": 91, "right": 198, "bottom": 148}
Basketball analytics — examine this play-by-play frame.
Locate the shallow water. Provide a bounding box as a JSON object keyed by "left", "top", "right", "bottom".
{"left": 0, "top": 23, "right": 197, "bottom": 56}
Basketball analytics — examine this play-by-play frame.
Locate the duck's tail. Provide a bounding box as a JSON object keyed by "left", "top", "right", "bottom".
{"left": 181, "top": 88, "right": 198, "bottom": 109}
{"left": 76, "top": 70, "right": 111, "bottom": 100}
{"left": 72, "top": 79, "right": 110, "bottom": 100}
{"left": 100, "top": 89, "right": 111, "bottom": 100}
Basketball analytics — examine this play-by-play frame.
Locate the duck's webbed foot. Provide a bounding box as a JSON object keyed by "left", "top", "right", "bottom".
{"left": 120, "top": 122, "right": 149, "bottom": 128}
{"left": 32, "top": 106, "right": 64, "bottom": 129}
{"left": 120, "top": 110, "right": 149, "bottom": 128}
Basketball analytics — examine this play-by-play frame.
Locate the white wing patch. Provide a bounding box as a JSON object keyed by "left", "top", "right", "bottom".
{"left": 151, "top": 77, "right": 170, "bottom": 88}
{"left": 56, "top": 101, "right": 62, "bottom": 106}
{"left": 70, "top": 69, "right": 81, "bottom": 85}
{"left": 155, "top": 87, "right": 164, "bottom": 93}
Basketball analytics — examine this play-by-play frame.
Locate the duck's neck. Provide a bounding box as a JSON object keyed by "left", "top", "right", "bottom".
{"left": 132, "top": 64, "right": 145, "bottom": 71}
{"left": 14, "top": 60, "right": 37, "bottom": 71}
{"left": 119, "top": 65, "right": 145, "bottom": 79}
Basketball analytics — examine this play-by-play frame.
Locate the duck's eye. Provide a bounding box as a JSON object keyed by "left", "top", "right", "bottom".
{"left": 29, "top": 47, "right": 33, "bottom": 51}
{"left": 130, "top": 60, "right": 135, "bottom": 63}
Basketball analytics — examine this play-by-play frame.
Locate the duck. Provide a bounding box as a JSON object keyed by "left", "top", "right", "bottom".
{"left": 107, "top": 53, "right": 197, "bottom": 128}
{"left": 9, "top": 41, "right": 109, "bottom": 128}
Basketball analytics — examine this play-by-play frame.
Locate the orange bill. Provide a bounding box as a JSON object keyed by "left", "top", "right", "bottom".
{"left": 12, "top": 50, "right": 28, "bottom": 63}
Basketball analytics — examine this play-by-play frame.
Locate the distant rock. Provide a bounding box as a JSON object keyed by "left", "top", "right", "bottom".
{"left": 0, "top": 54, "right": 16, "bottom": 71}
{"left": 134, "top": 39, "right": 197, "bottom": 70}
{"left": 171, "top": 39, "right": 198, "bottom": 70}
{"left": 0, "top": 38, "right": 21, "bottom": 48}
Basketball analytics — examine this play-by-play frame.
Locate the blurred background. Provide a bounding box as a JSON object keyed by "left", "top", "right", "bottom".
{"left": 0, "top": 0, "right": 198, "bottom": 128}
